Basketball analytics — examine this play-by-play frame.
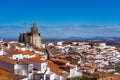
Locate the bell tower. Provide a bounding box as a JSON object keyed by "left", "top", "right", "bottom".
{"left": 31, "top": 23, "right": 38, "bottom": 34}
{"left": 30, "top": 23, "right": 42, "bottom": 48}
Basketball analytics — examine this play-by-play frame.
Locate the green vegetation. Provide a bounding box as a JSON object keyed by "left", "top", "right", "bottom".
{"left": 67, "top": 76, "right": 95, "bottom": 80}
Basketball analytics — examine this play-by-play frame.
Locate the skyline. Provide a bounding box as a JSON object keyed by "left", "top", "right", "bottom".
{"left": 0, "top": 0, "right": 120, "bottom": 39}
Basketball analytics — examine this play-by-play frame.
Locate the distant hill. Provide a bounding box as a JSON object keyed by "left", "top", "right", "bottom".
{"left": 102, "top": 38, "right": 120, "bottom": 46}
{"left": 69, "top": 36, "right": 120, "bottom": 40}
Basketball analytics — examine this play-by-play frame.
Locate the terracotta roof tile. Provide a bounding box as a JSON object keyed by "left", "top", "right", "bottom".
{"left": 0, "top": 68, "right": 26, "bottom": 80}
{"left": 85, "top": 63, "right": 98, "bottom": 69}
{"left": 29, "top": 58, "right": 45, "bottom": 63}
{"left": 19, "top": 60, "right": 32, "bottom": 65}
{"left": 0, "top": 56, "right": 17, "bottom": 64}
{"left": 47, "top": 60, "right": 69, "bottom": 76}
{"left": 50, "top": 57, "right": 68, "bottom": 64}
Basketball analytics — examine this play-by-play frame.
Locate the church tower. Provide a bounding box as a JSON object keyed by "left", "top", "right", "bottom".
{"left": 31, "top": 23, "right": 38, "bottom": 34}
{"left": 30, "top": 23, "right": 42, "bottom": 48}
{"left": 19, "top": 23, "right": 42, "bottom": 48}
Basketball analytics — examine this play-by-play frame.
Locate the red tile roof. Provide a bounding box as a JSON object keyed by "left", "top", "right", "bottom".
{"left": 0, "top": 68, "right": 26, "bottom": 80}
{"left": 47, "top": 60, "right": 69, "bottom": 76}
{"left": 29, "top": 57, "right": 45, "bottom": 63}
{"left": 19, "top": 60, "right": 32, "bottom": 65}
{"left": 50, "top": 57, "right": 68, "bottom": 64}
{"left": 0, "top": 56, "right": 17, "bottom": 64}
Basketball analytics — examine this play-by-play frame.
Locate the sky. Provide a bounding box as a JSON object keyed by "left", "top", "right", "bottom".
{"left": 0, "top": 0, "right": 120, "bottom": 39}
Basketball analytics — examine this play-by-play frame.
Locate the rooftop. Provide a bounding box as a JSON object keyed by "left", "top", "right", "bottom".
{"left": 0, "top": 56, "right": 17, "bottom": 64}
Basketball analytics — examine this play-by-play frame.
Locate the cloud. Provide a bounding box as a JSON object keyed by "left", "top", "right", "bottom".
{"left": 39, "top": 25, "right": 120, "bottom": 38}
{"left": 0, "top": 25, "right": 30, "bottom": 39}
{"left": 0, "top": 24, "right": 120, "bottom": 39}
